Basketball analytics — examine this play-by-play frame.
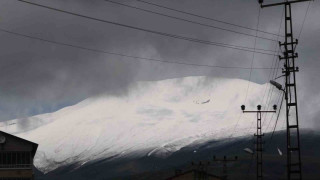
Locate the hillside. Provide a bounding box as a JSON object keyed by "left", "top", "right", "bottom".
{"left": 0, "top": 76, "right": 280, "bottom": 174}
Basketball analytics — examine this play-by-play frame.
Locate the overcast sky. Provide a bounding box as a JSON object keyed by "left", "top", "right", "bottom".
{"left": 0, "top": 0, "right": 319, "bottom": 128}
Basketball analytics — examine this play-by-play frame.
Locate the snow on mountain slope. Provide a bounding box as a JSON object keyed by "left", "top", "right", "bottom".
{"left": 0, "top": 76, "right": 281, "bottom": 173}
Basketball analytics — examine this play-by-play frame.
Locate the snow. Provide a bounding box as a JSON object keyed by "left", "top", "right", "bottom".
{"left": 0, "top": 76, "right": 282, "bottom": 173}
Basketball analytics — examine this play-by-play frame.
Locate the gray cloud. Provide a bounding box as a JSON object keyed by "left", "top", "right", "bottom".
{"left": 0, "top": 0, "right": 319, "bottom": 130}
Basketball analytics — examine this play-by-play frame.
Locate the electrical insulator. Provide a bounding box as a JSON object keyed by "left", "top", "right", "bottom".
{"left": 257, "top": 105, "right": 262, "bottom": 110}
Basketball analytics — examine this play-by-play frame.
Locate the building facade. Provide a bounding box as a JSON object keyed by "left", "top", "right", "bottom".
{"left": 167, "top": 169, "right": 223, "bottom": 180}
{"left": 0, "top": 131, "right": 38, "bottom": 180}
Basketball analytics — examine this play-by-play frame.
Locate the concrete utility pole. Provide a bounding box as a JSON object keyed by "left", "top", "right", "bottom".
{"left": 258, "top": 1, "right": 312, "bottom": 179}
{"left": 241, "top": 105, "right": 276, "bottom": 180}
{"left": 191, "top": 161, "right": 210, "bottom": 179}
{"left": 213, "top": 156, "right": 238, "bottom": 180}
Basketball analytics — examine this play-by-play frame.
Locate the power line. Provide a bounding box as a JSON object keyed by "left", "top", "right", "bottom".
{"left": 232, "top": 6, "right": 283, "bottom": 148}
{"left": 261, "top": 61, "right": 282, "bottom": 130}
{"left": 262, "top": 1, "right": 314, "bottom": 124}
{"left": 297, "top": 1, "right": 312, "bottom": 39}
{"left": 264, "top": 76, "right": 285, "bottom": 135}
{"left": 260, "top": 2, "right": 309, "bottom": 179}
{"left": 16, "top": 0, "right": 277, "bottom": 56}
{"left": 261, "top": 67, "right": 280, "bottom": 129}
{"left": 240, "top": 48, "right": 281, "bottom": 146}
{"left": 244, "top": 8, "right": 261, "bottom": 103}
{"left": 0, "top": 28, "right": 278, "bottom": 70}
{"left": 135, "top": 0, "right": 284, "bottom": 37}
{"left": 294, "top": 1, "right": 312, "bottom": 51}
{"left": 261, "top": 46, "right": 282, "bottom": 128}
{"left": 262, "top": 15, "right": 283, "bottom": 98}
{"left": 105, "top": 0, "right": 279, "bottom": 42}
{"left": 261, "top": 54, "right": 280, "bottom": 103}
{"left": 259, "top": 6, "right": 284, "bottom": 130}
{"left": 268, "top": 3, "right": 313, "bottom": 139}
{"left": 265, "top": 91, "right": 285, "bottom": 149}
{"left": 227, "top": 7, "right": 262, "bottom": 142}
{"left": 265, "top": 90, "right": 283, "bottom": 134}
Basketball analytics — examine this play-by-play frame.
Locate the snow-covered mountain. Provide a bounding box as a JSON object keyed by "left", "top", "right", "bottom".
{"left": 0, "top": 76, "right": 281, "bottom": 173}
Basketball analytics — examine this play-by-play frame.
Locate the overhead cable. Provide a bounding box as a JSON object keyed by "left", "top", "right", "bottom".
{"left": 294, "top": 1, "right": 312, "bottom": 51}
{"left": 135, "top": 0, "right": 284, "bottom": 37}
{"left": 0, "top": 28, "right": 278, "bottom": 70}
{"left": 17, "top": 0, "right": 277, "bottom": 56}
{"left": 105, "top": 0, "right": 279, "bottom": 42}
{"left": 265, "top": 92, "right": 285, "bottom": 149}
{"left": 227, "top": 7, "right": 262, "bottom": 142}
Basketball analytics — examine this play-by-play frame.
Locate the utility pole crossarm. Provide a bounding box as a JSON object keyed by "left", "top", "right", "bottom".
{"left": 260, "top": 0, "right": 312, "bottom": 8}
{"left": 240, "top": 105, "right": 276, "bottom": 180}
{"left": 213, "top": 156, "right": 238, "bottom": 179}
{"left": 243, "top": 111, "right": 276, "bottom": 113}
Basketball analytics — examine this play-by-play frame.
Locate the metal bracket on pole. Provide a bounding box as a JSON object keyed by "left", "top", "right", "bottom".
{"left": 260, "top": 0, "right": 312, "bottom": 8}
{"left": 240, "top": 105, "right": 276, "bottom": 180}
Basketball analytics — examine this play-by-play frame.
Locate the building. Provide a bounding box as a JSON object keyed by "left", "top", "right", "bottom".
{"left": 0, "top": 131, "right": 38, "bottom": 180}
{"left": 166, "top": 169, "right": 223, "bottom": 180}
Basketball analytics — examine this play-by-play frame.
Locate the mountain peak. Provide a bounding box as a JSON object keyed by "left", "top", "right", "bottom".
{"left": 0, "top": 77, "right": 277, "bottom": 173}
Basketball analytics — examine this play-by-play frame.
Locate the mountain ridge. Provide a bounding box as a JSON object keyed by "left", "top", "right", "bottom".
{"left": 0, "top": 76, "right": 280, "bottom": 173}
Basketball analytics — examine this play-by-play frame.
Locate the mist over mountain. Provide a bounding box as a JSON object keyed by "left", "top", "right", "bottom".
{"left": 0, "top": 76, "right": 282, "bottom": 174}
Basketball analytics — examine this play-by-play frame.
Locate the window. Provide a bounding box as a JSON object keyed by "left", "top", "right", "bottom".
{"left": 0, "top": 152, "right": 32, "bottom": 169}
{"left": 0, "top": 178, "right": 32, "bottom": 180}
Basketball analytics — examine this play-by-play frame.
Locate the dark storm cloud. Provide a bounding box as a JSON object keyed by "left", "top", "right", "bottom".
{"left": 0, "top": 0, "right": 319, "bottom": 128}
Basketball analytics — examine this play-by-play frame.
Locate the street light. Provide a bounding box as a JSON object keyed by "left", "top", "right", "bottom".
{"left": 243, "top": 148, "right": 254, "bottom": 155}
{"left": 270, "top": 80, "right": 284, "bottom": 92}
{"left": 277, "top": 148, "right": 283, "bottom": 156}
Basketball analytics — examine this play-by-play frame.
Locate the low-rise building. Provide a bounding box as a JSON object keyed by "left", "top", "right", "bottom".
{"left": 167, "top": 169, "right": 223, "bottom": 180}
{"left": 0, "top": 131, "right": 38, "bottom": 180}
